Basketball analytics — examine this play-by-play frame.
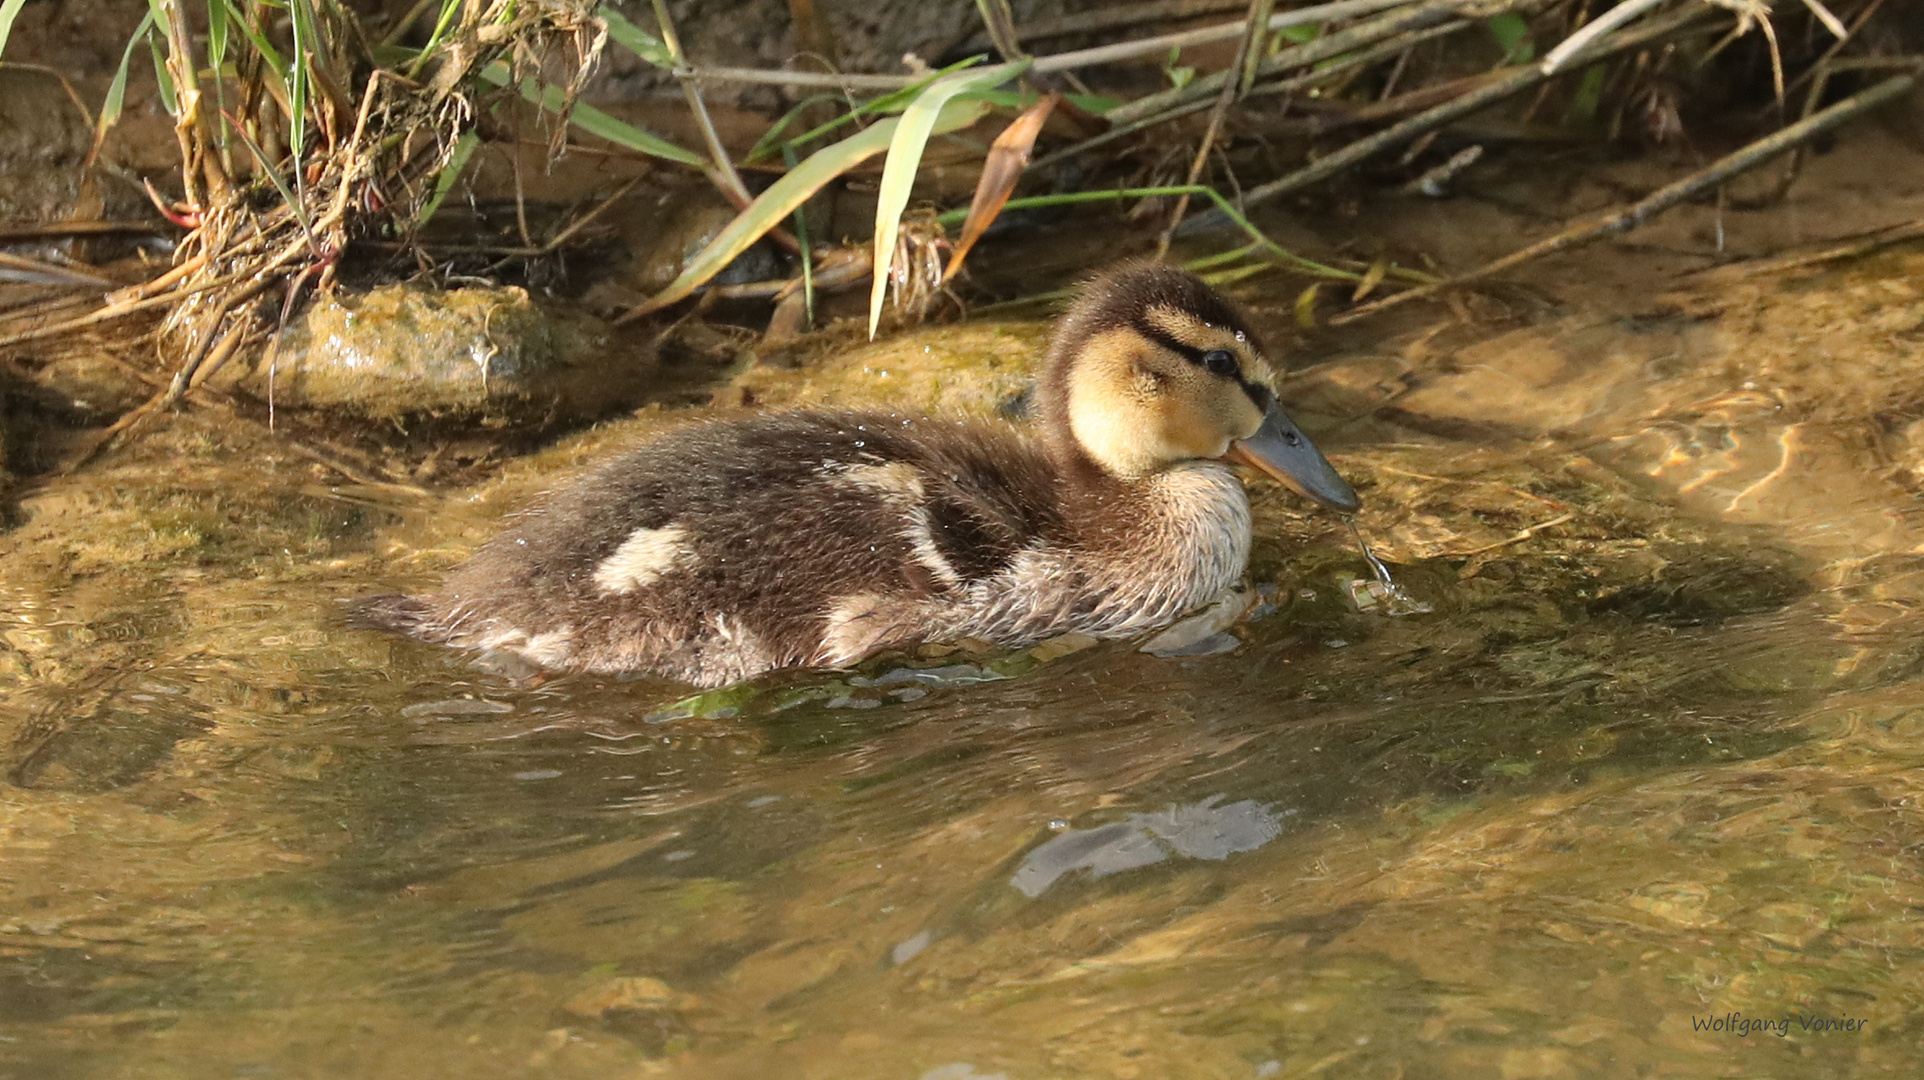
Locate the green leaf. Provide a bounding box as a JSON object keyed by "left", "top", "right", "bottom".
{"left": 633, "top": 94, "right": 997, "bottom": 319}
{"left": 226, "top": 0, "right": 289, "bottom": 77}
{"left": 416, "top": 0, "right": 464, "bottom": 64}
{"left": 148, "top": 25, "right": 178, "bottom": 115}
{"left": 1487, "top": 12, "right": 1533, "bottom": 64}
{"left": 1163, "top": 45, "right": 1195, "bottom": 91}
{"left": 206, "top": 0, "right": 229, "bottom": 73}
{"left": 142, "top": 0, "right": 173, "bottom": 38}
{"left": 221, "top": 108, "right": 310, "bottom": 236}
{"left": 743, "top": 57, "right": 986, "bottom": 165}
{"left": 98, "top": 10, "right": 157, "bottom": 136}
{"left": 869, "top": 60, "right": 1024, "bottom": 338}
{"left": 602, "top": 7, "right": 675, "bottom": 69}
{"left": 479, "top": 62, "right": 706, "bottom": 167}
{"left": 1565, "top": 62, "right": 1607, "bottom": 126}
{"left": 418, "top": 130, "right": 479, "bottom": 225}
{"left": 0, "top": 0, "right": 30, "bottom": 58}
{"left": 745, "top": 92, "right": 847, "bottom": 165}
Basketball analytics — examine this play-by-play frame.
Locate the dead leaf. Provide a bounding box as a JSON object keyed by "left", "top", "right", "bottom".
{"left": 941, "top": 93, "right": 1060, "bottom": 283}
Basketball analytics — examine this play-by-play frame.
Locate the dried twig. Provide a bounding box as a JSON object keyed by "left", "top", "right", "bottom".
{"left": 1184, "top": 2, "right": 1720, "bottom": 227}
{"left": 1337, "top": 70, "right": 1921, "bottom": 323}
{"left": 0, "top": 252, "right": 118, "bottom": 288}
{"left": 1030, "top": 19, "right": 1470, "bottom": 173}
{"left": 691, "top": 0, "right": 1423, "bottom": 90}
{"left": 959, "top": 0, "right": 1248, "bottom": 49}
{"left": 1108, "top": 0, "right": 1470, "bottom": 124}
{"left": 1539, "top": 0, "right": 1668, "bottom": 75}
{"left": 0, "top": 221, "right": 172, "bottom": 241}
{"left": 1157, "top": 0, "right": 1271, "bottom": 256}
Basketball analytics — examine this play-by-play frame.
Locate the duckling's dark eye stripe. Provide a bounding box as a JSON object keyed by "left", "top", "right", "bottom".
{"left": 1134, "top": 317, "right": 1273, "bottom": 411}
{"left": 1133, "top": 319, "right": 1210, "bottom": 365}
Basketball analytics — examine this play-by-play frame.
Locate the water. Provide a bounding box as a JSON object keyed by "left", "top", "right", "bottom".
{"left": 4, "top": 257, "right": 1924, "bottom": 1078}
{"left": 1342, "top": 517, "right": 1434, "bottom": 617}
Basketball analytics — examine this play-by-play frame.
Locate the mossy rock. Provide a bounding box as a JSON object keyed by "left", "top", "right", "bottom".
{"left": 210, "top": 284, "right": 656, "bottom": 422}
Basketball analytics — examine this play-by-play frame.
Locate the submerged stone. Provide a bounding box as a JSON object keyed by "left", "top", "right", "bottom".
{"left": 209, "top": 284, "right": 656, "bottom": 421}
{"left": 10, "top": 679, "right": 212, "bottom": 792}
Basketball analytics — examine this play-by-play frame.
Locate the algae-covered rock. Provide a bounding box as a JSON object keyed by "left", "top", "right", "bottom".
{"left": 739, "top": 322, "right": 1047, "bottom": 418}
{"left": 212, "top": 284, "right": 655, "bottom": 421}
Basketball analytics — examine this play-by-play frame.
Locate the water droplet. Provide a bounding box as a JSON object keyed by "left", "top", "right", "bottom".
{"left": 1342, "top": 519, "right": 1433, "bottom": 616}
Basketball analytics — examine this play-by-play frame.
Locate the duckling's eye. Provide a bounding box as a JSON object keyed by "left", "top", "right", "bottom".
{"left": 1201, "top": 349, "right": 1238, "bottom": 377}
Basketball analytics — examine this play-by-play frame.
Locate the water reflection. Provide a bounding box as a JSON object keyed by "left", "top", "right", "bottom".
{"left": 1010, "top": 796, "right": 1287, "bottom": 898}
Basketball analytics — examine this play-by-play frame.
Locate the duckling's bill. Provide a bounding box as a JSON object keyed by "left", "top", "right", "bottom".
{"left": 1222, "top": 406, "right": 1361, "bottom": 514}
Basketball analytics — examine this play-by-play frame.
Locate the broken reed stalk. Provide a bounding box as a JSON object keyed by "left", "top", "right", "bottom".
{"left": 0, "top": 221, "right": 170, "bottom": 241}
{"left": 958, "top": 0, "right": 1251, "bottom": 50}
{"left": 934, "top": 184, "right": 1434, "bottom": 286}
{"left": 1105, "top": 0, "right": 1478, "bottom": 124}
{"left": 689, "top": 0, "right": 1424, "bottom": 89}
{"left": 1335, "top": 70, "right": 1922, "bottom": 324}
{"left": 1180, "top": 1, "right": 1721, "bottom": 231}
{"left": 0, "top": 252, "right": 118, "bottom": 288}
{"left": 1155, "top": 0, "right": 1272, "bottom": 256}
{"left": 1029, "top": 18, "right": 1472, "bottom": 174}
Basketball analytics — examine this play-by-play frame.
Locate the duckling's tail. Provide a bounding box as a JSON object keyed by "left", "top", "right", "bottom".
{"left": 347, "top": 594, "right": 447, "bottom": 642}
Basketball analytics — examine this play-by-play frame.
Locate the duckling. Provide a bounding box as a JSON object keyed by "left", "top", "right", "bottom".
{"left": 354, "top": 264, "right": 1359, "bottom": 687}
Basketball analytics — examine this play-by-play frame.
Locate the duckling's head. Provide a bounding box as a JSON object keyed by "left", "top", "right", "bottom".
{"left": 1036, "top": 264, "right": 1360, "bottom": 513}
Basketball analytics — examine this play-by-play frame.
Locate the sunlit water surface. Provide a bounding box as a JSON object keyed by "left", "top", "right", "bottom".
{"left": 4, "top": 259, "right": 1924, "bottom": 1079}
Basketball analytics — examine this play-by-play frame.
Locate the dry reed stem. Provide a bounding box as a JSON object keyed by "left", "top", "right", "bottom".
{"left": 1337, "top": 69, "right": 1922, "bottom": 324}
{"left": 1185, "top": 2, "right": 1721, "bottom": 228}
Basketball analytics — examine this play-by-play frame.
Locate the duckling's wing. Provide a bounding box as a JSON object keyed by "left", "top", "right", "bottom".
{"left": 375, "top": 412, "right": 1061, "bottom": 686}
{"left": 900, "top": 423, "right": 1062, "bottom": 585}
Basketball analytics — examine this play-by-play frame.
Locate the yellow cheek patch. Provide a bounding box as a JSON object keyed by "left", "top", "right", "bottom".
{"left": 1154, "top": 397, "right": 1235, "bottom": 460}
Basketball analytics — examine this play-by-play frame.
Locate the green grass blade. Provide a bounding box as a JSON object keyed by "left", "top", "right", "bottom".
{"left": 98, "top": 10, "right": 157, "bottom": 136}
{"left": 784, "top": 144, "right": 816, "bottom": 328}
{"left": 743, "top": 57, "right": 988, "bottom": 165}
{"left": 631, "top": 95, "right": 996, "bottom": 319}
{"left": 933, "top": 186, "right": 1439, "bottom": 287}
{"left": 410, "top": 0, "right": 464, "bottom": 73}
{"left": 287, "top": 0, "right": 313, "bottom": 191}
{"left": 745, "top": 92, "right": 846, "bottom": 165}
{"left": 418, "top": 130, "right": 479, "bottom": 225}
{"left": 221, "top": 108, "right": 311, "bottom": 237}
{"left": 142, "top": 0, "right": 171, "bottom": 38}
{"left": 0, "top": 0, "right": 30, "bottom": 57}
{"left": 602, "top": 7, "right": 675, "bottom": 69}
{"left": 868, "top": 60, "right": 1025, "bottom": 338}
{"left": 225, "top": 0, "right": 288, "bottom": 76}
{"left": 479, "top": 62, "right": 706, "bottom": 167}
{"left": 205, "top": 0, "right": 231, "bottom": 126}
{"left": 206, "top": 0, "right": 228, "bottom": 73}
{"left": 148, "top": 26, "right": 178, "bottom": 115}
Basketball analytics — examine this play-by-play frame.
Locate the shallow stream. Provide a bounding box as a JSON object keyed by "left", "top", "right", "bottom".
{"left": 3, "top": 247, "right": 1924, "bottom": 1079}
